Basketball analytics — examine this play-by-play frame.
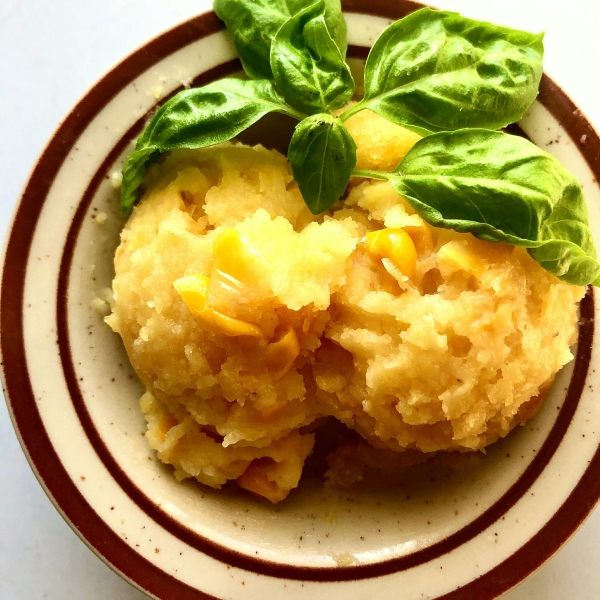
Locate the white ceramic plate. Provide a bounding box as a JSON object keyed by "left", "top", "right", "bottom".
{"left": 3, "top": 2, "right": 600, "bottom": 599}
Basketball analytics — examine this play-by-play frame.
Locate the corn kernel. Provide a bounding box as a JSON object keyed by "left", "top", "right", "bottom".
{"left": 173, "top": 274, "right": 210, "bottom": 317}
{"left": 264, "top": 329, "right": 300, "bottom": 379}
{"left": 174, "top": 274, "right": 264, "bottom": 338}
{"left": 404, "top": 222, "right": 434, "bottom": 255}
{"left": 211, "top": 228, "right": 265, "bottom": 299}
{"left": 206, "top": 310, "right": 264, "bottom": 338}
{"left": 236, "top": 458, "right": 290, "bottom": 503}
{"left": 366, "top": 228, "right": 417, "bottom": 278}
{"left": 437, "top": 241, "right": 485, "bottom": 278}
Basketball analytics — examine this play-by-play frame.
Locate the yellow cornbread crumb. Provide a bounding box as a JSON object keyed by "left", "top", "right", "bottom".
{"left": 333, "top": 552, "right": 359, "bottom": 566}
{"left": 110, "top": 170, "right": 123, "bottom": 188}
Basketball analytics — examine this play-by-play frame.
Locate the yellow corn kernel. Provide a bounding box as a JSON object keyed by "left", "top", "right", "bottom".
{"left": 205, "top": 310, "right": 265, "bottom": 338}
{"left": 236, "top": 458, "right": 290, "bottom": 503}
{"left": 174, "top": 274, "right": 264, "bottom": 338}
{"left": 366, "top": 228, "right": 417, "bottom": 278}
{"left": 211, "top": 228, "right": 265, "bottom": 298}
{"left": 404, "top": 222, "right": 434, "bottom": 255}
{"left": 264, "top": 328, "right": 300, "bottom": 379}
{"left": 437, "top": 241, "right": 485, "bottom": 278}
{"left": 173, "top": 274, "right": 211, "bottom": 317}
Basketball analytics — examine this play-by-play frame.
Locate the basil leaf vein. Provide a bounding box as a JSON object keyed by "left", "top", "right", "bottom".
{"left": 214, "top": 0, "right": 347, "bottom": 80}
{"left": 120, "top": 78, "right": 301, "bottom": 216}
{"left": 344, "top": 8, "right": 543, "bottom": 135}
{"left": 288, "top": 113, "right": 356, "bottom": 214}
{"left": 271, "top": 0, "right": 354, "bottom": 115}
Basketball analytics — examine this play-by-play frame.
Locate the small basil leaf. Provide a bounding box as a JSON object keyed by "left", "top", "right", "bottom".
{"left": 288, "top": 113, "right": 357, "bottom": 214}
{"left": 120, "top": 78, "right": 300, "bottom": 216}
{"left": 390, "top": 129, "right": 600, "bottom": 285}
{"left": 361, "top": 7, "right": 544, "bottom": 134}
{"left": 271, "top": 0, "right": 354, "bottom": 115}
{"left": 213, "top": 0, "right": 347, "bottom": 81}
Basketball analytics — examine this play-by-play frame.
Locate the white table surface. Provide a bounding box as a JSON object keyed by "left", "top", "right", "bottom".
{"left": 1, "top": 1, "right": 600, "bottom": 598}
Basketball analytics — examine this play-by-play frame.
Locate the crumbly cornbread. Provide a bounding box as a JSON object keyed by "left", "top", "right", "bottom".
{"left": 108, "top": 110, "right": 584, "bottom": 502}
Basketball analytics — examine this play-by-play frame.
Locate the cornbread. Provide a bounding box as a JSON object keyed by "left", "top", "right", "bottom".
{"left": 108, "top": 110, "right": 584, "bottom": 502}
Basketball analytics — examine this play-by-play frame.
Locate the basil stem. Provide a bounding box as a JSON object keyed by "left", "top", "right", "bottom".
{"left": 352, "top": 169, "right": 392, "bottom": 181}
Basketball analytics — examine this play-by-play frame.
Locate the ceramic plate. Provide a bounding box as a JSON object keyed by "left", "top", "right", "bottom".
{"left": 3, "top": 2, "right": 600, "bottom": 599}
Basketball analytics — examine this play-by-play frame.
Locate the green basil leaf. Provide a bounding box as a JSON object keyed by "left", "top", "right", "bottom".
{"left": 120, "top": 78, "right": 301, "bottom": 216}
{"left": 213, "top": 0, "right": 347, "bottom": 81}
{"left": 271, "top": 0, "right": 354, "bottom": 115}
{"left": 288, "top": 113, "right": 356, "bottom": 214}
{"left": 389, "top": 129, "right": 600, "bottom": 285}
{"left": 357, "top": 7, "right": 543, "bottom": 134}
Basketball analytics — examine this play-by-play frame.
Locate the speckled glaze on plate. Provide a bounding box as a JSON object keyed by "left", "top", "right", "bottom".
{"left": 2, "top": 1, "right": 600, "bottom": 599}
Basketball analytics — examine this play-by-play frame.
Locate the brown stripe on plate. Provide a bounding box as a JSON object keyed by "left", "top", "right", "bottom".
{"left": 1, "top": 1, "right": 598, "bottom": 598}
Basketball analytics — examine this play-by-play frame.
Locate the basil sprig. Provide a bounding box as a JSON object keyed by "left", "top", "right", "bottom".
{"left": 356, "top": 130, "right": 600, "bottom": 286}
{"left": 119, "top": 3, "right": 600, "bottom": 285}
{"left": 213, "top": 0, "right": 347, "bottom": 81}
{"left": 288, "top": 114, "right": 357, "bottom": 214}
{"left": 122, "top": 5, "right": 545, "bottom": 216}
